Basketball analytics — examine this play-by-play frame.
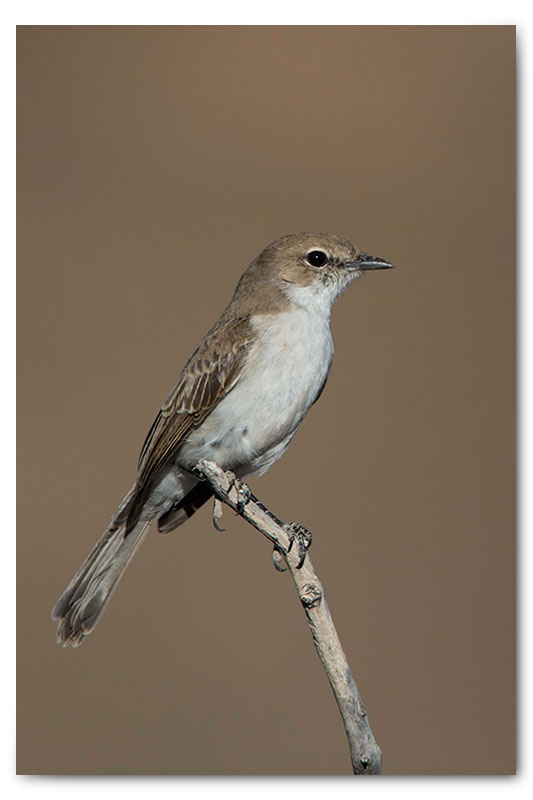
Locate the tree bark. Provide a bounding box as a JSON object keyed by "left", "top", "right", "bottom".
{"left": 194, "top": 459, "right": 382, "bottom": 775}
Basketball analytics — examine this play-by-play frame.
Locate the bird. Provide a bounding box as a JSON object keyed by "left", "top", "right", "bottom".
{"left": 52, "top": 232, "right": 394, "bottom": 646}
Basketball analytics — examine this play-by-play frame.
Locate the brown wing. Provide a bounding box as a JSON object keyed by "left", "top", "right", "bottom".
{"left": 125, "top": 317, "right": 252, "bottom": 532}
{"left": 138, "top": 344, "right": 246, "bottom": 481}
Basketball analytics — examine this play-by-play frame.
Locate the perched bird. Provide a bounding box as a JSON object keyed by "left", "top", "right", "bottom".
{"left": 52, "top": 232, "right": 393, "bottom": 646}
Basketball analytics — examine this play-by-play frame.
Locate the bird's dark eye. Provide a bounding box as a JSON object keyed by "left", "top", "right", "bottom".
{"left": 306, "top": 250, "right": 328, "bottom": 268}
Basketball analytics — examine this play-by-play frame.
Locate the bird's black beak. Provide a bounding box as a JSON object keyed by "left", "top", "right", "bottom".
{"left": 345, "top": 253, "right": 395, "bottom": 271}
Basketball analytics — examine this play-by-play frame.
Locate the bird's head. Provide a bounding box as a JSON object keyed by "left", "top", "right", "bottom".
{"left": 250, "top": 232, "right": 394, "bottom": 313}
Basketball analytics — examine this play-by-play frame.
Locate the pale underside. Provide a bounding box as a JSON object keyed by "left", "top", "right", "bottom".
{"left": 141, "top": 300, "right": 335, "bottom": 522}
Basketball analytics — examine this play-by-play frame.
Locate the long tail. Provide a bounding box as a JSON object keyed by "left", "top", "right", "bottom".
{"left": 51, "top": 487, "right": 151, "bottom": 647}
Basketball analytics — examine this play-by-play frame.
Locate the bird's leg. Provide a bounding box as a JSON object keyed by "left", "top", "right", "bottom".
{"left": 284, "top": 522, "right": 313, "bottom": 569}
{"left": 226, "top": 472, "right": 252, "bottom": 515}
{"left": 224, "top": 479, "right": 289, "bottom": 570}
{"left": 195, "top": 463, "right": 311, "bottom": 570}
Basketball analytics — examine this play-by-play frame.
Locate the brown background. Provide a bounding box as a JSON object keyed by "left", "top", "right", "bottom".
{"left": 17, "top": 26, "right": 515, "bottom": 775}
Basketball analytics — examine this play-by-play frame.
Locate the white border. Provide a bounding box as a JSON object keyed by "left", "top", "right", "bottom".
{"left": 4, "top": 1, "right": 523, "bottom": 25}
{"left": 6, "top": 3, "right": 528, "bottom": 798}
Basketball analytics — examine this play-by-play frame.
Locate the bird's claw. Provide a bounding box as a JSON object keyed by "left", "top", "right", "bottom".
{"left": 212, "top": 497, "right": 225, "bottom": 531}
{"left": 272, "top": 545, "right": 287, "bottom": 572}
{"left": 284, "top": 522, "right": 312, "bottom": 569}
{"left": 228, "top": 474, "right": 252, "bottom": 515}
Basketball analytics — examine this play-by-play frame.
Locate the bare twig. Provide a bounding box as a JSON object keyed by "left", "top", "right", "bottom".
{"left": 194, "top": 459, "right": 382, "bottom": 775}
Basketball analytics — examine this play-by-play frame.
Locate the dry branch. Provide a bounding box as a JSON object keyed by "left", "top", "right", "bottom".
{"left": 194, "top": 459, "right": 382, "bottom": 775}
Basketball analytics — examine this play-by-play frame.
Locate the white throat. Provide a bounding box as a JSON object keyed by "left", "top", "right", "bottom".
{"left": 283, "top": 272, "right": 358, "bottom": 315}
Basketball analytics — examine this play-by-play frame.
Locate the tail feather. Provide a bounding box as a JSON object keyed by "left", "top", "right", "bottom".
{"left": 52, "top": 487, "right": 151, "bottom": 647}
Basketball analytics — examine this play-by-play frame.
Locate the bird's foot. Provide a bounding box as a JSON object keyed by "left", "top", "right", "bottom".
{"left": 227, "top": 473, "right": 252, "bottom": 514}
{"left": 284, "top": 522, "right": 312, "bottom": 569}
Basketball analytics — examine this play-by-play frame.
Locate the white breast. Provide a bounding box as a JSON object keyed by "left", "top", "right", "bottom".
{"left": 179, "top": 304, "right": 334, "bottom": 476}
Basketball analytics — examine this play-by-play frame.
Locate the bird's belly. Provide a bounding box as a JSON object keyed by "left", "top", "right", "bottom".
{"left": 178, "top": 309, "right": 333, "bottom": 475}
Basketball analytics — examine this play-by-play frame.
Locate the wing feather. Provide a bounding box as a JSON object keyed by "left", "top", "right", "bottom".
{"left": 126, "top": 318, "right": 252, "bottom": 531}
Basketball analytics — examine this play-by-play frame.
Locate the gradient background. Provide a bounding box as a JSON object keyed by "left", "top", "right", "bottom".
{"left": 17, "top": 26, "right": 515, "bottom": 775}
